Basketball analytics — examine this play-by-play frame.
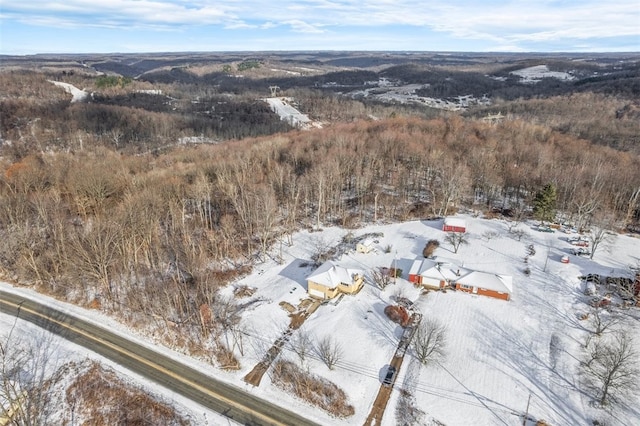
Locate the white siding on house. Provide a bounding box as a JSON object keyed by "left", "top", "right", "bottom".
{"left": 308, "top": 288, "right": 326, "bottom": 299}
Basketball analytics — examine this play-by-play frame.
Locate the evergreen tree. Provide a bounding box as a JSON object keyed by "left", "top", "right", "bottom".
{"left": 533, "top": 183, "right": 557, "bottom": 223}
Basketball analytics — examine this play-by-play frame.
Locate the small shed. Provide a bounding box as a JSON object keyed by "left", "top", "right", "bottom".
{"left": 443, "top": 217, "right": 466, "bottom": 233}
{"left": 356, "top": 239, "right": 375, "bottom": 254}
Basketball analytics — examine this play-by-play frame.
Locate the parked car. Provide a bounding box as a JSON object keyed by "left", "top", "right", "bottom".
{"left": 382, "top": 365, "right": 397, "bottom": 387}
{"left": 570, "top": 247, "right": 591, "bottom": 256}
{"left": 568, "top": 236, "right": 590, "bottom": 246}
{"left": 537, "top": 225, "right": 555, "bottom": 233}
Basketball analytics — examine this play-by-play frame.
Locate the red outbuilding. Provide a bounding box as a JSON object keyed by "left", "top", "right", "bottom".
{"left": 443, "top": 217, "right": 466, "bottom": 233}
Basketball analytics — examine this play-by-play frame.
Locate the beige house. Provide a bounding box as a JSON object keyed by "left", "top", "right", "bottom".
{"left": 356, "top": 239, "right": 375, "bottom": 254}
{"left": 307, "top": 261, "right": 365, "bottom": 300}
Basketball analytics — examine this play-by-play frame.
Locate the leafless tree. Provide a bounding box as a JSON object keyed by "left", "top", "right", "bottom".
{"left": 582, "top": 330, "right": 639, "bottom": 406}
{"left": 289, "top": 329, "right": 313, "bottom": 364}
{"left": 370, "top": 267, "right": 392, "bottom": 290}
{"left": 587, "top": 218, "right": 617, "bottom": 260}
{"left": 589, "top": 305, "right": 620, "bottom": 338}
{"left": 316, "top": 336, "right": 343, "bottom": 370}
{"left": 412, "top": 318, "right": 448, "bottom": 365}
{"left": 511, "top": 227, "right": 527, "bottom": 242}
{"left": 444, "top": 232, "right": 468, "bottom": 254}
{"left": 69, "top": 219, "right": 121, "bottom": 301}
{"left": 482, "top": 231, "right": 500, "bottom": 242}
{"left": 212, "top": 295, "right": 241, "bottom": 348}
{"left": 310, "top": 236, "right": 334, "bottom": 266}
{"left": 1, "top": 322, "right": 61, "bottom": 425}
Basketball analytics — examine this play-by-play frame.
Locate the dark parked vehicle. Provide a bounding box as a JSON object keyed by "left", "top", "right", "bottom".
{"left": 537, "top": 225, "right": 555, "bottom": 233}
{"left": 570, "top": 247, "right": 591, "bottom": 256}
{"left": 383, "top": 365, "right": 397, "bottom": 387}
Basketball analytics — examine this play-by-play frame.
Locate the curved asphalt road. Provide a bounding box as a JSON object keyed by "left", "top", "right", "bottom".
{"left": 0, "top": 289, "right": 321, "bottom": 426}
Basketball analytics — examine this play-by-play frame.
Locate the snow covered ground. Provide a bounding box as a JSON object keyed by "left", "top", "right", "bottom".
{"left": 346, "top": 79, "right": 490, "bottom": 111}
{"left": 510, "top": 65, "right": 575, "bottom": 84}
{"left": 48, "top": 80, "right": 89, "bottom": 102}
{"left": 2, "top": 214, "right": 640, "bottom": 425}
{"left": 264, "top": 97, "right": 321, "bottom": 129}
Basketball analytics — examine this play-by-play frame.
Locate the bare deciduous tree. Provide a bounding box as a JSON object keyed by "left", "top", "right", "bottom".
{"left": 311, "top": 236, "right": 333, "bottom": 266}
{"left": 370, "top": 267, "right": 392, "bottom": 290}
{"left": 316, "top": 336, "right": 343, "bottom": 370}
{"left": 1, "top": 323, "right": 60, "bottom": 425}
{"left": 589, "top": 305, "right": 620, "bottom": 338}
{"left": 482, "top": 231, "right": 500, "bottom": 241}
{"left": 582, "top": 330, "right": 639, "bottom": 406}
{"left": 70, "top": 219, "right": 121, "bottom": 300}
{"left": 444, "top": 232, "right": 468, "bottom": 254}
{"left": 511, "top": 228, "right": 527, "bottom": 242}
{"left": 412, "top": 318, "right": 448, "bottom": 365}
{"left": 289, "top": 329, "right": 313, "bottom": 364}
{"left": 587, "top": 218, "right": 617, "bottom": 260}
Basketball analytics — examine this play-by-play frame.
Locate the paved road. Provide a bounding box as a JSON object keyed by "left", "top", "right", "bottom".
{"left": 0, "top": 289, "right": 321, "bottom": 426}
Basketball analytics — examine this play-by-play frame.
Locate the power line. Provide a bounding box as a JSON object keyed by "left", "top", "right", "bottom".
{"left": 237, "top": 328, "right": 519, "bottom": 417}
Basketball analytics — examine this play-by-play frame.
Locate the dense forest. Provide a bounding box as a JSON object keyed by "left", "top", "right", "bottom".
{"left": 1, "top": 52, "right": 639, "bottom": 362}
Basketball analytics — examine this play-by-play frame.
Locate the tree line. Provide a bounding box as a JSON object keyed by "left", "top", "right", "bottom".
{"left": 2, "top": 116, "right": 638, "bottom": 300}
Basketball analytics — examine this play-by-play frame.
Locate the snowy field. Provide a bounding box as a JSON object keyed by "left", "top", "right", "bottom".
{"left": 510, "top": 65, "right": 575, "bottom": 83}
{"left": 2, "top": 214, "right": 640, "bottom": 425}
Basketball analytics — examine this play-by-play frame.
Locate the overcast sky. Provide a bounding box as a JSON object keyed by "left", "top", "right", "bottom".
{"left": 1, "top": 0, "right": 638, "bottom": 55}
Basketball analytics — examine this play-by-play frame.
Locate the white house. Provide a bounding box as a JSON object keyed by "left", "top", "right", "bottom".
{"left": 408, "top": 258, "right": 469, "bottom": 290}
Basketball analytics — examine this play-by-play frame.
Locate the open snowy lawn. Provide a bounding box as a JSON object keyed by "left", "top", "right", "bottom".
{"left": 230, "top": 215, "right": 640, "bottom": 425}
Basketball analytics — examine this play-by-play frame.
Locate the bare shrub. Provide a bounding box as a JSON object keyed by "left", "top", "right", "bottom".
{"left": 271, "top": 360, "right": 354, "bottom": 418}
{"left": 66, "top": 361, "right": 188, "bottom": 425}
{"left": 512, "top": 228, "right": 527, "bottom": 241}
{"left": 214, "top": 344, "right": 241, "bottom": 370}
{"left": 423, "top": 239, "right": 440, "bottom": 258}
{"left": 395, "top": 389, "right": 427, "bottom": 426}
{"left": 233, "top": 285, "right": 256, "bottom": 298}
{"left": 482, "top": 230, "right": 500, "bottom": 241}
{"left": 526, "top": 244, "right": 536, "bottom": 256}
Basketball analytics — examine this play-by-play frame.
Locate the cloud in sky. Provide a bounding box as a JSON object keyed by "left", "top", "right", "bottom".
{"left": 1, "top": 0, "right": 639, "bottom": 53}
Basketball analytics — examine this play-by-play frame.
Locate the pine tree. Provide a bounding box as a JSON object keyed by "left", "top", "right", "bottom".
{"left": 533, "top": 183, "right": 557, "bottom": 223}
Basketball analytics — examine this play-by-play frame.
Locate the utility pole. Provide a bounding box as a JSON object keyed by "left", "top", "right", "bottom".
{"left": 393, "top": 251, "right": 398, "bottom": 284}
{"left": 523, "top": 393, "right": 531, "bottom": 426}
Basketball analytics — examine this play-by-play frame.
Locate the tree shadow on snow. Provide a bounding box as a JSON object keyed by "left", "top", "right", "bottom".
{"left": 472, "top": 312, "right": 591, "bottom": 425}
